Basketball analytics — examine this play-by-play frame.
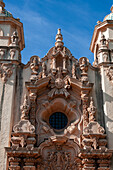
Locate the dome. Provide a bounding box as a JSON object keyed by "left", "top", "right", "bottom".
{"left": 104, "top": 5, "right": 113, "bottom": 21}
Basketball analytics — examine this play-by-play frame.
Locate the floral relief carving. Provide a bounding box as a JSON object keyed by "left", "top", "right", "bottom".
{"left": 0, "top": 63, "right": 13, "bottom": 83}
{"left": 48, "top": 67, "right": 70, "bottom": 99}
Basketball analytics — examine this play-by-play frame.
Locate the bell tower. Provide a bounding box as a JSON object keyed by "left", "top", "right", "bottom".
{"left": 90, "top": 5, "right": 113, "bottom": 151}
{"left": 0, "top": 0, "right": 25, "bottom": 169}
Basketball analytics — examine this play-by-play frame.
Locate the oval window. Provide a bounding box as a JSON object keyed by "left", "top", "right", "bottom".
{"left": 49, "top": 112, "right": 68, "bottom": 130}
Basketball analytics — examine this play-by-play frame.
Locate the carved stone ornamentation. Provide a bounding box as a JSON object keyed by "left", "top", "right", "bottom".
{"left": 41, "top": 151, "right": 78, "bottom": 170}
{"left": 38, "top": 136, "right": 81, "bottom": 170}
{"left": 87, "top": 97, "right": 96, "bottom": 122}
{"left": 84, "top": 98, "right": 105, "bottom": 135}
{"left": 10, "top": 31, "right": 19, "bottom": 46}
{"left": 0, "top": 63, "right": 13, "bottom": 83}
{"left": 81, "top": 90, "right": 89, "bottom": 129}
{"left": 106, "top": 66, "right": 113, "bottom": 83}
{"left": 48, "top": 67, "right": 70, "bottom": 99}
{"left": 29, "top": 89, "right": 37, "bottom": 126}
{"left": 13, "top": 120, "right": 35, "bottom": 133}
{"left": 79, "top": 57, "right": 89, "bottom": 84}
{"left": 21, "top": 94, "right": 30, "bottom": 120}
{"left": 30, "top": 56, "right": 40, "bottom": 80}
{"left": 9, "top": 49, "right": 16, "bottom": 59}
{"left": 5, "top": 28, "right": 113, "bottom": 170}
{"left": 82, "top": 97, "right": 107, "bottom": 152}
{"left": 84, "top": 121, "right": 105, "bottom": 134}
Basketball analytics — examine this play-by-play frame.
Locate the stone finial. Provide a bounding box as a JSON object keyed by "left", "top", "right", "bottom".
{"left": 110, "top": 5, "right": 113, "bottom": 13}
{"left": 55, "top": 28, "right": 64, "bottom": 49}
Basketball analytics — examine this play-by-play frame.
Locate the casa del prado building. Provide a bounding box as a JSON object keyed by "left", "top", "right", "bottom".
{"left": 0, "top": 0, "right": 113, "bottom": 169}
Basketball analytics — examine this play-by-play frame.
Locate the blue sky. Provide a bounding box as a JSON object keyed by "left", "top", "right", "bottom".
{"left": 5, "top": 0, "right": 113, "bottom": 64}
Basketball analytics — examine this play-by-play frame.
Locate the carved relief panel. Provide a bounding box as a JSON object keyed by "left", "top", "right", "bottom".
{"left": 38, "top": 137, "right": 81, "bottom": 170}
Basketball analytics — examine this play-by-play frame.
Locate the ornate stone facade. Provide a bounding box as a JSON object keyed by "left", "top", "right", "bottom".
{"left": 0, "top": 1, "right": 113, "bottom": 170}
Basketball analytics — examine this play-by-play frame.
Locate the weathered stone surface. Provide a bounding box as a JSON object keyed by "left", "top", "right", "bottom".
{"left": 0, "top": 2, "right": 113, "bottom": 170}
